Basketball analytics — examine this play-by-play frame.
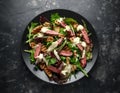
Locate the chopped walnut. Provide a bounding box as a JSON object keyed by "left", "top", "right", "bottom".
{"left": 44, "top": 67, "right": 52, "bottom": 77}
{"left": 43, "top": 22, "right": 51, "bottom": 27}
{"left": 47, "top": 36, "right": 54, "bottom": 42}
{"left": 66, "top": 57, "right": 70, "bottom": 65}
{"left": 69, "top": 37, "right": 74, "bottom": 42}
{"left": 63, "top": 46, "right": 70, "bottom": 51}
{"left": 29, "top": 42, "right": 36, "bottom": 48}
{"left": 32, "top": 25, "right": 42, "bottom": 34}
{"left": 73, "top": 50, "right": 77, "bottom": 57}
{"left": 71, "top": 65, "right": 77, "bottom": 72}
{"left": 58, "top": 33, "right": 64, "bottom": 38}
{"left": 39, "top": 63, "right": 46, "bottom": 70}
{"left": 73, "top": 23, "right": 78, "bottom": 29}
{"left": 41, "top": 44, "right": 47, "bottom": 53}
{"left": 55, "top": 20, "right": 60, "bottom": 25}
{"left": 54, "top": 26, "right": 60, "bottom": 32}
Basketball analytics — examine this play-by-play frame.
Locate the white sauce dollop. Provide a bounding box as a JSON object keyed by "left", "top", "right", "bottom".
{"left": 57, "top": 18, "right": 64, "bottom": 23}
{"left": 54, "top": 49, "right": 61, "bottom": 60}
{"left": 65, "top": 25, "right": 71, "bottom": 31}
{"left": 37, "top": 33, "right": 44, "bottom": 38}
{"left": 61, "top": 64, "right": 72, "bottom": 76}
{"left": 41, "top": 27, "right": 48, "bottom": 33}
{"left": 77, "top": 25, "right": 84, "bottom": 31}
{"left": 81, "top": 41, "right": 87, "bottom": 48}
{"left": 73, "top": 37, "right": 80, "bottom": 44}
{"left": 36, "top": 53, "right": 43, "bottom": 62}
{"left": 82, "top": 49, "right": 86, "bottom": 58}
{"left": 47, "top": 41, "right": 58, "bottom": 52}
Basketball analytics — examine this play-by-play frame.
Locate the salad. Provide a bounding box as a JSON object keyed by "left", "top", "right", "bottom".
{"left": 25, "top": 13, "right": 93, "bottom": 84}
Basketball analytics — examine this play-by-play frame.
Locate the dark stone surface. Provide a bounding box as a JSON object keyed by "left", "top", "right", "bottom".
{"left": 0, "top": 0, "right": 120, "bottom": 93}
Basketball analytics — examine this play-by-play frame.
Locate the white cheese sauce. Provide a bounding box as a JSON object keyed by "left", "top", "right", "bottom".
{"left": 47, "top": 41, "right": 58, "bottom": 52}
{"left": 61, "top": 63, "right": 72, "bottom": 75}
{"left": 77, "top": 25, "right": 84, "bottom": 31}
{"left": 73, "top": 37, "right": 80, "bottom": 44}
{"left": 41, "top": 27, "right": 48, "bottom": 33}
{"left": 57, "top": 18, "right": 64, "bottom": 23}
{"left": 37, "top": 33, "right": 44, "bottom": 38}
{"left": 81, "top": 41, "right": 87, "bottom": 48}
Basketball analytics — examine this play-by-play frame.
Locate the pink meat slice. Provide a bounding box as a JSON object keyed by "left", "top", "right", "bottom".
{"left": 34, "top": 43, "right": 41, "bottom": 58}
{"left": 57, "top": 38, "right": 63, "bottom": 45}
{"left": 67, "top": 30, "right": 75, "bottom": 37}
{"left": 80, "top": 56, "right": 86, "bottom": 68}
{"left": 81, "top": 29, "right": 90, "bottom": 44}
{"left": 59, "top": 50, "right": 73, "bottom": 56}
{"left": 47, "top": 66, "right": 61, "bottom": 74}
{"left": 59, "top": 21, "right": 75, "bottom": 36}
{"left": 76, "top": 43, "right": 83, "bottom": 51}
{"left": 60, "top": 21, "right": 67, "bottom": 28}
{"left": 45, "top": 30, "right": 59, "bottom": 36}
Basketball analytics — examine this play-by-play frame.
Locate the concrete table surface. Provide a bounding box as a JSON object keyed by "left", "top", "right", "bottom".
{"left": 0, "top": 0, "right": 120, "bottom": 93}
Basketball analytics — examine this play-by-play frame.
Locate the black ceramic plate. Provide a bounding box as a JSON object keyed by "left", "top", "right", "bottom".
{"left": 21, "top": 9, "right": 98, "bottom": 84}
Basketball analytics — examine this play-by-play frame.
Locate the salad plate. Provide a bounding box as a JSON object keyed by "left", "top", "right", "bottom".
{"left": 21, "top": 9, "right": 98, "bottom": 84}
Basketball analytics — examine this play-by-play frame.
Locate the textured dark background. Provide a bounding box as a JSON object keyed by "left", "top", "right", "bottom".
{"left": 0, "top": 0, "right": 120, "bottom": 93}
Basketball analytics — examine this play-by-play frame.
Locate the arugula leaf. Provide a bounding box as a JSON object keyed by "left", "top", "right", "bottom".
{"left": 69, "top": 24, "right": 75, "bottom": 33}
{"left": 71, "top": 71, "right": 77, "bottom": 79}
{"left": 69, "top": 56, "right": 88, "bottom": 77}
{"left": 34, "top": 65, "right": 39, "bottom": 71}
{"left": 57, "top": 40, "right": 67, "bottom": 51}
{"left": 67, "top": 41, "right": 78, "bottom": 51}
{"left": 64, "top": 18, "right": 77, "bottom": 24}
{"left": 59, "top": 28, "right": 67, "bottom": 35}
{"left": 61, "top": 56, "right": 66, "bottom": 62}
{"left": 54, "top": 36, "right": 59, "bottom": 41}
{"left": 46, "top": 55, "right": 57, "bottom": 65}
{"left": 76, "top": 62, "right": 88, "bottom": 77}
{"left": 81, "top": 20, "right": 89, "bottom": 33}
{"left": 51, "top": 13, "right": 60, "bottom": 23}
{"left": 86, "top": 52, "right": 92, "bottom": 60}
{"left": 67, "top": 41, "right": 73, "bottom": 49}
{"left": 24, "top": 50, "right": 35, "bottom": 63}
{"left": 49, "top": 58, "right": 57, "bottom": 65}
{"left": 70, "top": 57, "right": 79, "bottom": 64}
{"left": 26, "top": 22, "right": 38, "bottom": 43}
{"left": 46, "top": 42, "right": 52, "bottom": 47}
{"left": 46, "top": 55, "right": 51, "bottom": 60}
{"left": 24, "top": 50, "right": 32, "bottom": 53}
{"left": 88, "top": 33, "right": 92, "bottom": 36}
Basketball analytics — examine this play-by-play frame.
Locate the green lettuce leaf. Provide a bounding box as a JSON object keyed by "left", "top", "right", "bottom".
{"left": 51, "top": 13, "right": 60, "bottom": 23}
{"left": 26, "top": 22, "right": 38, "bottom": 43}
